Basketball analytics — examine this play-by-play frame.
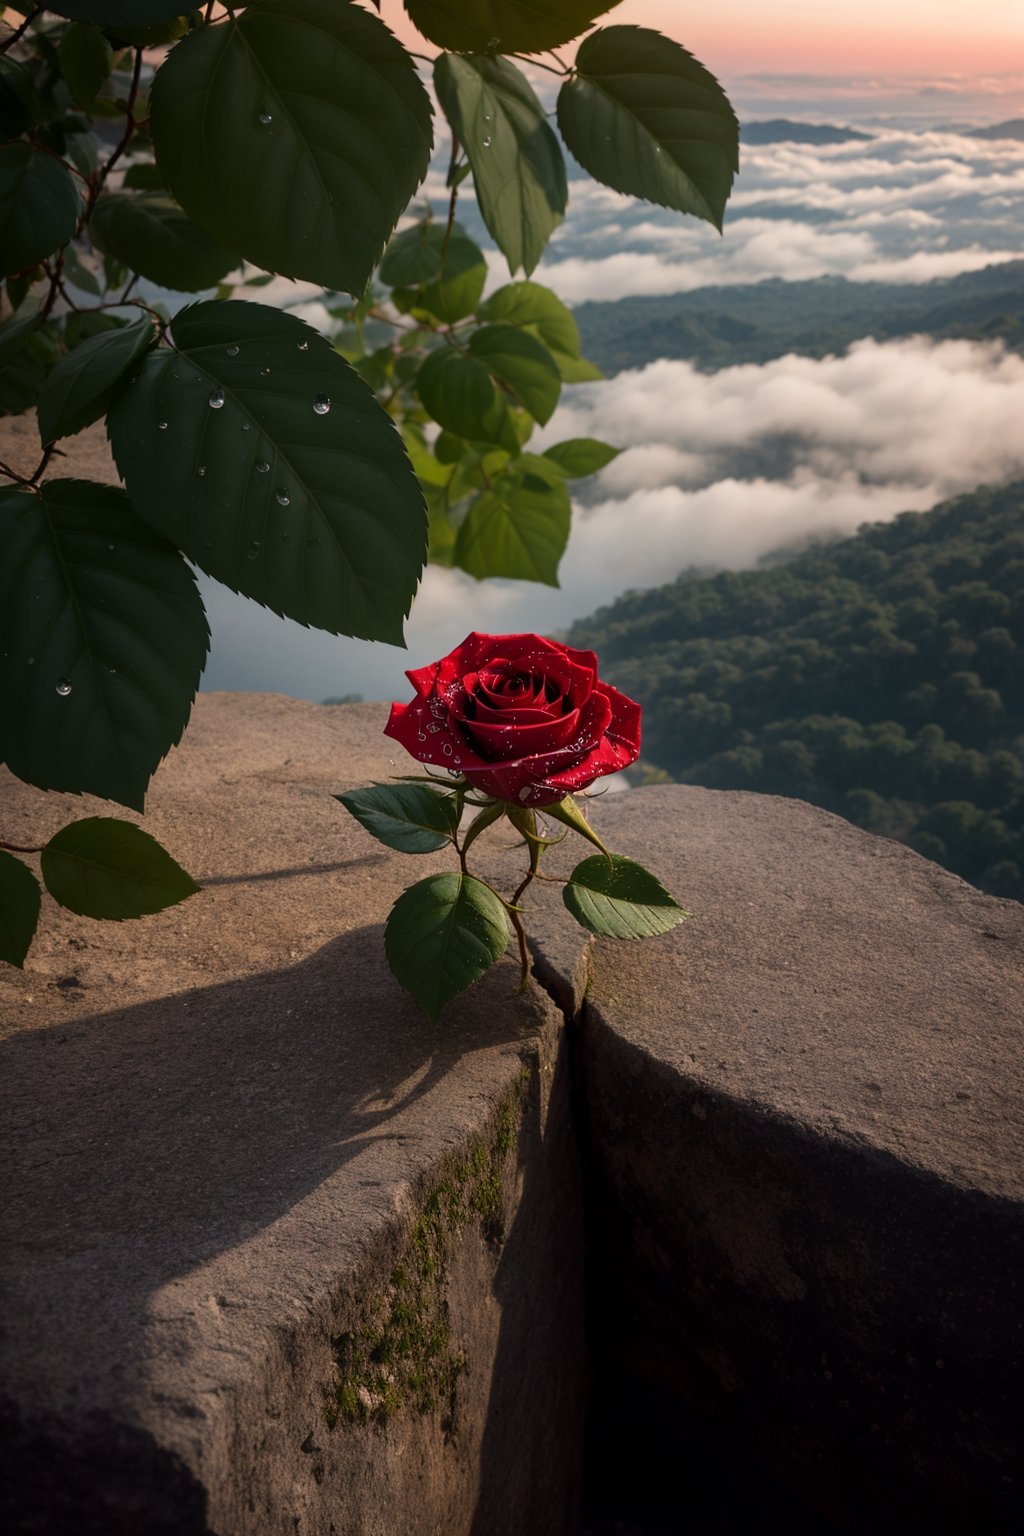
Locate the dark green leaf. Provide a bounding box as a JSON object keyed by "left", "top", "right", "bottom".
{"left": 58, "top": 22, "right": 113, "bottom": 108}
{"left": 91, "top": 192, "right": 238, "bottom": 292}
{"left": 469, "top": 323, "right": 561, "bottom": 425}
{"left": 37, "top": 316, "right": 154, "bottom": 443}
{"left": 385, "top": 872, "right": 510, "bottom": 1021}
{"left": 478, "top": 280, "right": 600, "bottom": 381}
{"left": 337, "top": 782, "right": 459, "bottom": 854}
{"left": 48, "top": 4, "right": 186, "bottom": 24}
{"left": 0, "top": 309, "right": 57, "bottom": 417}
{"left": 541, "top": 438, "right": 619, "bottom": 477}
{"left": 40, "top": 817, "right": 199, "bottom": 920}
{"left": 380, "top": 222, "right": 486, "bottom": 324}
{"left": 402, "top": 0, "right": 624, "bottom": 53}
{"left": 0, "top": 479, "right": 208, "bottom": 810}
{"left": 0, "top": 850, "right": 41, "bottom": 969}
{"left": 417, "top": 345, "right": 518, "bottom": 455}
{"left": 557, "top": 26, "right": 739, "bottom": 231}
{"left": 151, "top": 0, "right": 433, "bottom": 295}
{"left": 107, "top": 300, "right": 426, "bottom": 647}
{"left": 60, "top": 241, "right": 102, "bottom": 297}
{"left": 434, "top": 54, "right": 566, "bottom": 277}
{"left": 563, "top": 854, "right": 688, "bottom": 938}
{"left": 0, "top": 143, "right": 79, "bottom": 277}
{"left": 122, "top": 159, "right": 165, "bottom": 191}
{"left": 0, "top": 56, "right": 38, "bottom": 139}
{"left": 455, "top": 471, "right": 570, "bottom": 586}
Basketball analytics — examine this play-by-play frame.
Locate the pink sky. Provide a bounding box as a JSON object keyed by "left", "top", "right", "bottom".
{"left": 384, "top": 0, "right": 1024, "bottom": 77}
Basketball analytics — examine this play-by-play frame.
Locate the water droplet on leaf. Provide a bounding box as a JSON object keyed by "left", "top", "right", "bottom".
{"left": 313, "top": 393, "right": 331, "bottom": 415}
{"left": 275, "top": 487, "right": 290, "bottom": 506}
{"left": 482, "top": 136, "right": 492, "bottom": 148}
{"left": 56, "top": 677, "right": 72, "bottom": 696}
{"left": 197, "top": 465, "right": 206, "bottom": 477}
{"left": 256, "top": 461, "right": 270, "bottom": 474}
{"left": 258, "top": 111, "right": 273, "bottom": 125}
{"left": 227, "top": 344, "right": 239, "bottom": 356}
{"left": 157, "top": 419, "right": 168, "bottom": 430}
{"left": 297, "top": 340, "right": 310, "bottom": 351}
{"left": 208, "top": 387, "right": 225, "bottom": 409}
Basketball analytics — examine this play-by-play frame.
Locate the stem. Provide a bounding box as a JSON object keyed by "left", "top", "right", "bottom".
{"left": 78, "top": 47, "right": 144, "bottom": 235}
{"left": 0, "top": 4, "right": 40, "bottom": 53}
{"left": 0, "top": 841, "right": 43, "bottom": 854}
{"left": 29, "top": 442, "right": 58, "bottom": 480}
{"left": 510, "top": 53, "right": 568, "bottom": 76}
{"left": 439, "top": 134, "right": 461, "bottom": 266}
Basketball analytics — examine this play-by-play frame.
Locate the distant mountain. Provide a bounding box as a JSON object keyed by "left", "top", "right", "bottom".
{"left": 969, "top": 119, "right": 1024, "bottom": 141}
{"left": 574, "top": 260, "right": 1024, "bottom": 375}
{"left": 742, "top": 119, "right": 873, "bottom": 145}
{"left": 569, "top": 480, "right": 1024, "bottom": 901}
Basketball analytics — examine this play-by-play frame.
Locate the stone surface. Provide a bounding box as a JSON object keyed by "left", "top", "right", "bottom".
{"left": 570, "top": 785, "right": 1024, "bottom": 1533}
{"left": 0, "top": 696, "right": 586, "bottom": 1535}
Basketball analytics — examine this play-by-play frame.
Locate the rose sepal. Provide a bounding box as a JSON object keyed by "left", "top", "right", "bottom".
{"left": 461, "top": 799, "right": 507, "bottom": 860}
{"left": 541, "top": 795, "right": 614, "bottom": 867}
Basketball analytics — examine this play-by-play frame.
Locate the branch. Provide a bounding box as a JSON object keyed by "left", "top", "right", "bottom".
{"left": 0, "top": 4, "right": 40, "bottom": 54}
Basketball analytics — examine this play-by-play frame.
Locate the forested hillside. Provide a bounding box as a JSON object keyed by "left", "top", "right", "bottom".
{"left": 575, "top": 260, "right": 1024, "bottom": 374}
{"left": 568, "top": 481, "right": 1024, "bottom": 901}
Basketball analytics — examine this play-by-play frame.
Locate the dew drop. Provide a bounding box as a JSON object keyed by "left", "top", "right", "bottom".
{"left": 482, "top": 135, "right": 492, "bottom": 148}
{"left": 260, "top": 366, "right": 271, "bottom": 376}
{"left": 157, "top": 419, "right": 168, "bottom": 430}
{"left": 227, "top": 344, "right": 239, "bottom": 357}
{"left": 197, "top": 465, "right": 206, "bottom": 477}
{"left": 275, "top": 487, "right": 291, "bottom": 506}
{"left": 56, "top": 677, "right": 72, "bottom": 697}
{"left": 108, "top": 543, "right": 115, "bottom": 551}
{"left": 258, "top": 110, "right": 273, "bottom": 126}
{"left": 26, "top": 657, "right": 35, "bottom": 666}
{"left": 297, "top": 340, "right": 310, "bottom": 352}
{"left": 242, "top": 421, "right": 251, "bottom": 431}
{"left": 208, "top": 387, "right": 225, "bottom": 409}
{"left": 247, "top": 540, "right": 260, "bottom": 559}
{"left": 417, "top": 731, "right": 427, "bottom": 742}
{"left": 313, "top": 393, "right": 331, "bottom": 415}
{"left": 256, "top": 461, "right": 270, "bottom": 474}
{"left": 442, "top": 743, "right": 454, "bottom": 757}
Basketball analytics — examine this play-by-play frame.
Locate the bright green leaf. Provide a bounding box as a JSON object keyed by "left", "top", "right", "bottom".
{"left": 478, "top": 280, "right": 601, "bottom": 380}
{"left": 557, "top": 26, "right": 739, "bottom": 231}
{"left": 0, "top": 480, "right": 208, "bottom": 810}
{"left": 385, "top": 871, "right": 510, "bottom": 1022}
{"left": 336, "top": 782, "right": 459, "bottom": 854}
{"left": 469, "top": 323, "right": 561, "bottom": 426}
{"left": 0, "top": 850, "right": 41, "bottom": 969}
{"left": 37, "top": 316, "right": 154, "bottom": 443}
{"left": 58, "top": 22, "right": 113, "bottom": 108}
{"left": 40, "top": 817, "right": 200, "bottom": 921}
{"left": 455, "top": 471, "right": 570, "bottom": 586}
{"left": 563, "top": 854, "right": 689, "bottom": 938}
{"left": 417, "top": 345, "right": 518, "bottom": 455}
{"left": 107, "top": 300, "right": 426, "bottom": 647}
{"left": 381, "top": 222, "right": 486, "bottom": 324}
{"left": 541, "top": 438, "right": 620, "bottom": 477}
{"left": 434, "top": 54, "right": 567, "bottom": 277}
{"left": 0, "top": 143, "right": 79, "bottom": 278}
{"left": 402, "top": 0, "right": 625, "bottom": 53}
{"left": 91, "top": 193, "right": 238, "bottom": 293}
{"left": 151, "top": 0, "right": 433, "bottom": 296}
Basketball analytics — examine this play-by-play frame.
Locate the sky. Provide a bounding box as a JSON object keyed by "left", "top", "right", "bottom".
{"left": 192, "top": 3, "right": 1024, "bottom": 704}
{"left": 385, "top": 0, "right": 1024, "bottom": 78}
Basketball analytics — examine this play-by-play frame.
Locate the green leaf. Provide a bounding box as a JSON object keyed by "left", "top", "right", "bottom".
{"left": 58, "top": 22, "right": 113, "bottom": 108}
{"left": 402, "top": 0, "right": 625, "bottom": 53}
{"left": 0, "top": 56, "right": 38, "bottom": 140}
{"left": 385, "top": 872, "right": 510, "bottom": 1022}
{"left": 0, "top": 143, "right": 80, "bottom": 278}
{"left": 0, "top": 310, "right": 57, "bottom": 418}
{"left": 417, "top": 345, "right": 518, "bottom": 455}
{"left": 122, "top": 160, "right": 165, "bottom": 192}
{"left": 380, "top": 222, "right": 486, "bottom": 325}
{"left": 61, "top": 242, "right": 102, "bottom": 298}
{"left": 469, "top": 324, "right": 561, "bottom": 425}
{"left": 557, "top": 26, "right": 739, "bottom": 231}
{"left": 151, "top": 0, "right": 433, "bottom": 296}
{"left": 479, "top": 280, "right": 599, "bottom": 381}
{"left": 0, "top": 479, "right": 208, "bottom": 810}
{"left": 40, "top": 817, "right": 199, "bottom": 921}
{"left": 91, "top": 193, "right": 238, "bottom": 293}
{"left": 336, "top": 782, "right": 459, "bottom": 854}
{"left": 106, "top": 300, "right": 426, "bottom": 647}
{"left": 0, "top": 850, "right": 41, "bottom": 969}
{"left": 455, "top": 471, "right": 570, "bottom": 586}
{"left": 37, "top": 316, "right": 154, "bottom": 443}
{"left": 434, "top": 54, "right": 567, "bottom": 277}
{"left": 541, "top": 438, "right": 619, "bottom": 477}
{"left": 563, "top": 854, "right": 688, "bottom": 939}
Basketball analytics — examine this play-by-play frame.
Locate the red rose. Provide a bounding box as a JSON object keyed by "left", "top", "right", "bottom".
{"left": 384, "top": 632, "right": 641, "bottom": 807}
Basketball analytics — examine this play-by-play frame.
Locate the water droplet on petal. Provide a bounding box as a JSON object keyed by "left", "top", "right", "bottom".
{"left": 258, "top": 111, "right": 273, "bottom": 126}
{"left": 56, "top": 677, "right": 72, "bottom": 697}
{"left": 227, "top": 344, "right": 239, "bottom": 357}
{"left": 256, "top": 461, "right": 270, "bottom": 474}
{"left": 442, "top": 743, "right": 454, "bottom": 757}
{"left": 297, "top": 340, "right": 310, "bottom": 352}
{"left": 157, "top": 419, "right": 168, "bottom": 430}
{"left": 275, "top": 487, "right": 290, "bottom": 506}
{"left": 313, "top": 393, "right": 331, "bottom": 415}
{"left": 208, "top": 387, "right": 225, "bottom": 409}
